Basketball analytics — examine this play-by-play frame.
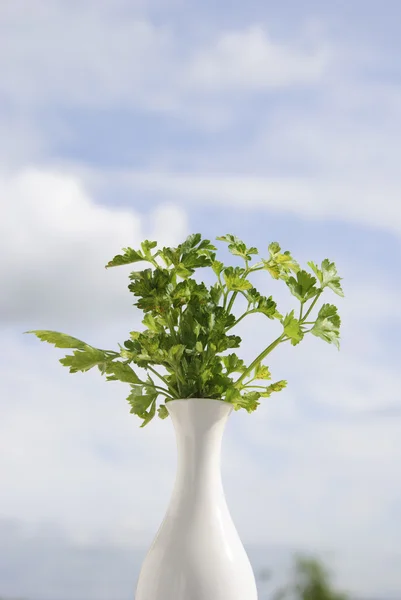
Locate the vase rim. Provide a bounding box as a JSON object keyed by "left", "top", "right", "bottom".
{"left": 167, "top": 398, "right": 229, "bottom": 407}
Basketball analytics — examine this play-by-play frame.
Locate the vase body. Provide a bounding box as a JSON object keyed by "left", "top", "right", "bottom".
{"left": 134, "top": 398, "right": 258, "bottom": 600}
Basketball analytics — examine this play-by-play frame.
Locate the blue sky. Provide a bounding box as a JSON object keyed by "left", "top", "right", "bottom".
{"left": 1, "top": 1, "right": 401, "bottom": 598}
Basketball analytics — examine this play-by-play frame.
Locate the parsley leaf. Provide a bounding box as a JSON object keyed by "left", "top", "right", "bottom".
{"left": 223, "top": 266, "right": 253, "bottom": 291}
{"left": 308, "top": 259, "right": 344, "bottom": 297}
{"left": 216, "top": 234, "right": 258, "bottom": 262}
{"left": 282, "top": 311, "right": 304, "bottom": 346}
{"left": 59, "top": 347, "right": 111, "bottom": 373}
{"left": 24, "top": 330, "right": 90, "bottom": 349}
{"left": 311, "top": 304, "right": 341, "bottom": 349}
{"left": 286, "top": 270, "right": 318, "bottom": 303}
{"left": 263, "top": 242, "right": 300, "bottom": 280}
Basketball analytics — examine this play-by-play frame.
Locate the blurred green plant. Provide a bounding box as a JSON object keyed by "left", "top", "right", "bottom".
{"left": 272, "top": 554, "right": 350, "bottom": 600}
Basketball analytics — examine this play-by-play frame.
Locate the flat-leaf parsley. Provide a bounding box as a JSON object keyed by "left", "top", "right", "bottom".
{"left": 26, "top": 233, "right": 344, "bottom": 426}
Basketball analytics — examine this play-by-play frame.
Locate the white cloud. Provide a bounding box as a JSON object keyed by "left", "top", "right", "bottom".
{"left": 112, "top": 169, "right": 401, "bottom": 236}
{"left": 0, "top": 168, "right": 188, "bottom": 325}
{"left": 0, "top": 5, "right": 328, "bottom": 117}
{"left": 187, "top": 25, "right": 328, "bottom": 92}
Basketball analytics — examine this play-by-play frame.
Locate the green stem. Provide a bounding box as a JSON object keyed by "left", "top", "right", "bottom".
{"left": 224, "top": 262, "right": 264, "bottom": 314}
{"left": 301, "top": 291, "right": 322, "bottom": 322}
{"left": 150, "top": 257, "right": 161, "bottom": 270}
{"left": 222, "top": 289, "right": 229, "bottom": 310}
{"left": 147, "top": 365, "right": 179, "bottom": 398}
{"left": 234, "top": 334, "right": 286, "bottom": 388}
{"left": 299, "top": 303, "right": 304, "bottom": 321}
{"left": 249, "top": 264, "right": 264, "bottom": 273}
{"left": 226, "top": 309, "right": 257, "bottom": 330}
{"left": 226, "top": 290, "right": 238, "bottom": 314}
{"left": 243, "top": 385, "right": 269, "bottom": 390}
{"left": 150, "top": 385, "right": 175, "bottom": 398}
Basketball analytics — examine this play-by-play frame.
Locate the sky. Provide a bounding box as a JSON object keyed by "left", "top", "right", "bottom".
{"left": 1, "top": 1, "right": 401, "bottom": 598}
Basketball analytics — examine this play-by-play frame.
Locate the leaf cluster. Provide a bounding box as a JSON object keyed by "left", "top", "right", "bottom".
{"left": 26, "top": 233, "right": 343, "bottom": 426}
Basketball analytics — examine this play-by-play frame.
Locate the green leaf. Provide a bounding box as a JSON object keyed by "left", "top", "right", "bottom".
{"left": 127, "top": 386, "right": 153, "bottom": 412}
{"left": 210, "top": 283, "right": 223, "bottom": 305}
{"left": 158, "top": 404, "right": 169, "bottom": 419}
{"left": 230, "top": 390, "right": 261, "bottom": 413}
{"left": 253, "top": 363, "right": 271, "bottom": 380}
{"left": 180, "top": 233, "right": 202, "bottom": 252}
{"left": 286, "top": 270, "right": 318, "bottom": 303}
{"left": 168, "top": 344, "right": 186, "bottom": 362}
{"left": 105, "top": 362, "right": 142, "bottom": 384}
{"left": 259, "top": 380, "right": 287, "bottom": 397}
{"left": 140, "top": 240, "right": 157, "bottom": 258}
{"left": 216, "top": 234, "right": 258, "bottom": 262}
{"left": 59, "top": 348, "right": 110, "bottom": 373}
{"left": 24, "top": 330, "right": 89, "bottom": 350}
{"left": 311, "top": 303, "right": 341, "bottom": 349}
{"left": 176, "top": 263, "right": 193, "bottom": 278}
{"left": 222, "top": 353, "right": 246, "bottom": 374}
{"left": 140, "top": 398, "right": 157, "bottom": 427}
{"left": 263, "top": 243, "right": 300, "bottom": 280}
{"left": 195, "top": 341, "right": 203, "bottom": 353}
{"left": 212, "top": 260, "right": 224, "bottom": 276}
{"left": 105, "top": 247, "right": 144, "bottom": 268}
{"left": 282, "top": 311, "right": 304, "bottom": 346}
{"left": 142, "top": 313, "right": 164, "bottom": 333}
{"left": 257, "top": 295, "right": 282, "bottom": 320}
{"left": 225, "top": 386, "right": 243, "bottom": 405}
{"left": 177, "top": 234, "right": 216, "bottom": 271}
{"left": 223, "top": 266, "right": 253, "bottom": 291}
{"left": 308, "top": 259, "right": 344, "bottom": 297}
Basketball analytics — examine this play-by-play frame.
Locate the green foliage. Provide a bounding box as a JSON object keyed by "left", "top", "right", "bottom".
{"left": 286, "top": 270, "right": 319, "bottom": 303}
{"left": 272, "top": 555, "right": 350, "bottom": 600}
{"left": 262, "top": 242, "right": 300, "bottom": 280}
{"left": 24, "top": 330, "right": 89, "bottom": 349}
{"left": 311, "top": 304, "right": 341, "bottom": 349}
{"left": 26, "top": 233, "right": 344, "bottom": 427}
{"left": 308, "top": 259, "right": 344, "bottom": 297}
{"left": 282, "top": 311, "right": 304, "bottom": 346}
{"left": 59, "top": 348, "right": 112, "bottom": 374}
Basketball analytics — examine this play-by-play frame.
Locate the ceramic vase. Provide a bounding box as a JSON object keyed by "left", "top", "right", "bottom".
{"left": 134, "top": 398, "right": 258, "bottom": 600}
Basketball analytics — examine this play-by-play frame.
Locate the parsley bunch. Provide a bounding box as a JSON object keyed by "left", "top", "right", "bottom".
{"left": 26, "top": 233, "right": 344, "bottom": 427}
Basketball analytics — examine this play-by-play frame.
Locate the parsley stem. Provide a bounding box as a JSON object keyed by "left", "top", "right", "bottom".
{"left": 147, "top": 365, "right": 179, "bottom": 398}
{"left": 301, "top": 291, "right": 322, "bottom": 322}
{"left": 243, "top": 385, "right": 269, "bottom": 390}
{"left": 234, "top": 333, "right": 286, "bottom": 388}
{"left": 150, "top": 385, "right": 175, "bottom": 399}
{"left": 226, "top": 290, "right": 238, "bottom": 313}
{"left": 227, "top": 309, "right": 256, "bottom": 330}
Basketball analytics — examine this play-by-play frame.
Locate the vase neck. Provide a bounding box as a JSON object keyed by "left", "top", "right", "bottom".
{"left": 166, "top": 399, "right": 232, "bottom": 502}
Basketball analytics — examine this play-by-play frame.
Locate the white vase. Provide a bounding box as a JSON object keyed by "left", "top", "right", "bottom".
{"left": 134, "top": 397, "right": 258, "bottom": 600}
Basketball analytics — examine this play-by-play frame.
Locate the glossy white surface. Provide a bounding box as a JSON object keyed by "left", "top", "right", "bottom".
{"left": 135, "top": 398, "right": 258, "bottom": 600}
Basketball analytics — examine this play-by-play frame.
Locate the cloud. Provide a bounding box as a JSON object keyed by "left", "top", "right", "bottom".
{"left": 109, "top": 169, "right": 401, "bottom": 236}
{"left": 0, "top": 4, "right": 328, "bottom": 115}
{"left": 187, "top": 25, "right": 328, "bottom": 92}
{"left": 0, "top": 168, "right": 188, "bottom": 325}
